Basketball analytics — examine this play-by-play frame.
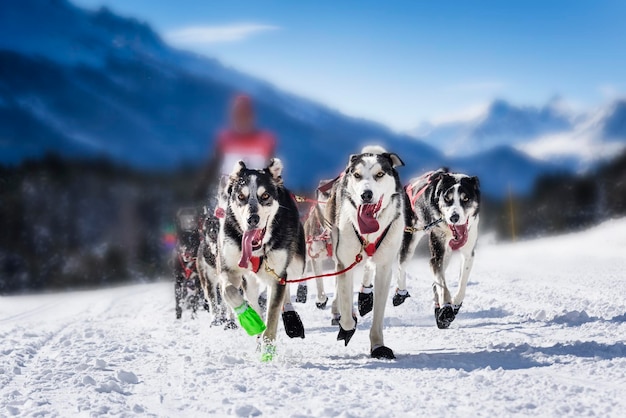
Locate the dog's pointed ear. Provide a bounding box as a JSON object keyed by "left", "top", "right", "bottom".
{"left": 430, "top": 168, "right": 450, "bottom": 184}
{"left": 383, "top": 152, "right": 404, "bottom": 168}
{"left": 230, "top": 160, "right": 246, "bottom": 177}
{"left": 345, "top": 154, "right": 359, "bottom": 173}
{"left": 470, "top": 176, "right": 480, "bottom": 189}
{"left": 267, "top": 158, "right": 283, "bottom": 183}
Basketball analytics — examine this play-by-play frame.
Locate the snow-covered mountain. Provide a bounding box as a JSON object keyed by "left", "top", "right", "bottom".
{"left": 517, "top": 100, "right": 626, "bottom": 171}
{"left": 0, "top": 0, "right": 573, "bottom": 197}
{"left": 412, "top": 97, "right": 626, "bottom": 172}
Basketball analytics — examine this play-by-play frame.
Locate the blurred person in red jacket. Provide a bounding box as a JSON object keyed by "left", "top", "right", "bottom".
{"left": 195, "top": 94, "right": 277, "bottom": 209}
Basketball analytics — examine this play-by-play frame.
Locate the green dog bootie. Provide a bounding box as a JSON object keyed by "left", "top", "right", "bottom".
{"left": 234, "top": 303, "right": 266, "bottom": 336}
{"left": 261, "top": 344, "right": 276, "bottom": 362}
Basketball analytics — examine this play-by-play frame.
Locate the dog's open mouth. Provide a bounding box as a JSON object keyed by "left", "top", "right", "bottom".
{"left": 239, "top": 228, "right": 266, "bottom": 268}
{"left": 357, "top": 195, "right": 383, "bottom": 234}
{"left": 449, "top": 222, "right": 469, "bottom": 250}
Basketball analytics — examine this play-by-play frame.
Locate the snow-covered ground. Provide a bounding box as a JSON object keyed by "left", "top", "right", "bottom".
{"left": 2, "top": 219, "right": 626, "bottom": 417}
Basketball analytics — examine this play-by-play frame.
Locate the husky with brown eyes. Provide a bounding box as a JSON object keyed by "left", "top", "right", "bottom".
{"left": 325, "top": 145, "right": 406, "bottom": 360}
{"left": 398, "top": 168, "right": 481, "bottom": 329}
{"left": 219, "top": 158, "right": 306, "bottom": 361}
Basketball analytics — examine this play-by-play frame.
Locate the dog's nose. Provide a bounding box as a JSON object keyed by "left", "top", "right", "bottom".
{"left": 361, "top": 190, "right": 373, "bottom": 203}
{"left": 450, "top": 213, "right": 460, "bottom": 224}
{"left": 247, "top": 214, "right": 260, "bottom": 228}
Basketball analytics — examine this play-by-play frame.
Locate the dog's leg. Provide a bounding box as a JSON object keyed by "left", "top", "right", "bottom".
{"left": 313, "top": 259, "right": 328, "bottom": 309}
{"left": 394, "top": 233, "right": 422, "bottom": 306}
{"left": 242, "top": 272, "right": 262, "bottom": 316}
{"left": 330, "top": 278, "right": 340, "bottom": 325}
{"left": 358, "top": 259, "right": 375, "bottom": 316}
{"left": 174, "top": 275, "right": 183, "bottom": 320}
{"left": 281, "top": 284, "right": 305, "bottom": 339}
{"left": 370, "top": 263, "right": 395, "bottom": 359}
{"left": 429, "top": 234, "right": 454, "bottom": 329}
{"left": 452, "top": 247, "right": 475, "bottom": 314}
{"left": 222, "top": 271, "right": 265, "bottom": 336}
{"left": 336, "top": 265, "right": 357, "bottom": 346}
{"left": 261, "top": 280, "right": 288, "bottom": 361}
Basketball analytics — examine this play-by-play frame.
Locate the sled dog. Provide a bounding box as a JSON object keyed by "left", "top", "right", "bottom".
{"left": 326, "top": 145, "right": 406, "bottom": 359}
{"left": 397, "top": 168, "right": 480, "bottom": 329}
{"left": 219, "top": 158, "right": 306, "bottom": 360}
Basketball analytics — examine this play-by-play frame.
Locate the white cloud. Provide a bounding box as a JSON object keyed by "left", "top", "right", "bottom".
{"left": 165, "top": 24, "right": 279, "bottom": 45}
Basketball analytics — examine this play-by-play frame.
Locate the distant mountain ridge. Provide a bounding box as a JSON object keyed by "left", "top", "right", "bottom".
{"left": 0, "top": 0, "right": 578, "bottom": 197}
{"left": 411, "top": 97, "right": 626, "bottom": 172}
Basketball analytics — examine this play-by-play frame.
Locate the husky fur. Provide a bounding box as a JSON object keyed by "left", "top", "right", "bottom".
{"left": 325, "top": 145, "right": 406, "bottom": 359}
{"left": 398, "top": 168, "right": 480, "bottom": 329}
{"left": 219, "top": 158, "right": 306, "bottom": 352}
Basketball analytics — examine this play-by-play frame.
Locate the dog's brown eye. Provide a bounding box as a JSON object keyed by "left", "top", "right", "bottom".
{"left": 462, "top": 195, "right": 469, "bottom": 202}
{"left": 376, "top": 172, "right": 384, "bottom": 178}
{"left": 260, "top": 192, "right": 270, "bottom": 200}
{"left": 238, "top": 193, "right": 246, "bottom": 201}
{"left": 354, "top": 172, "right": 362, "bottom": 179}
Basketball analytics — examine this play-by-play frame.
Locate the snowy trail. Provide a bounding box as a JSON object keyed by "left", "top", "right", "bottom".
{"left": 1, "top": 219, "right": 626, "bottom": 417}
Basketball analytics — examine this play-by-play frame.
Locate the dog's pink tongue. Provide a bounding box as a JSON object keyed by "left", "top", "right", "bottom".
{"left": 239, "top": 229, "right": 259, "bottom": 268}
{"left": 357, "top": 197, "right": 383, "bottom": 234}
{"left": 449, "top": 224, "right": 469, "bottom": 250}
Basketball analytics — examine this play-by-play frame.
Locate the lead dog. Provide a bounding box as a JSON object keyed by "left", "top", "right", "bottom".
{"left": 397, "top": 168, "right": 480, "bottom": 329}
{"left": 219, "top": 158, "right": 306, "bottom": 361}
{"left": 326, "top": 146, "right": 406, "bottom": 359}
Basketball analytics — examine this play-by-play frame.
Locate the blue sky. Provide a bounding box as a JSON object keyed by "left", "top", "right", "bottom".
{"left": 74, "top": 0, "right": 626, "bottom": 131}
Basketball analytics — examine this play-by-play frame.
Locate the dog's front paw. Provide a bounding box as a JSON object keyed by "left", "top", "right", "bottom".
{"left": 261, "top": 343, "right": 276, "bottom": 362}
{"left": 434, "top": 304, "right": 455, "bottom": 329}
{"left": 337, "top": 315, "right": 357, "bottom": 346}
{"left": 392, "top": 289, "right": 411, "bottom": 306}
{"left": 235, "top": 303, "right": 266, "bottom": 336}
{"left": 453, "top": 302, "right": 462, "bottom": 316}
{"left": 282, "top": 311, "right": 305, "bottom": 339}
{"left": 358, "top": 286, "right": 374, "bottom": 316}
{"left": 315, "top": 296, "right": 328, "bottom": 310}
{"left": 371, "top": 345, "right": 396, "bottom": 360}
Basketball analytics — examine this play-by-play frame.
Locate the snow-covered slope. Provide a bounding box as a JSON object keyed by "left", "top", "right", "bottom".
{"left": 2, "top": 219, "right": 625, "bottom": 416}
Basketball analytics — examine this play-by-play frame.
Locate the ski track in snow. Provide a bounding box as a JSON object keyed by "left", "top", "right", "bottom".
{"left": 1, "top": 219, "right": 626, "bottom": 417}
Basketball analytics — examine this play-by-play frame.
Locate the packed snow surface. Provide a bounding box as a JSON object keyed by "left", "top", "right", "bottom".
{"left": 2, "top": 219, "right": 626, "bottom": 417}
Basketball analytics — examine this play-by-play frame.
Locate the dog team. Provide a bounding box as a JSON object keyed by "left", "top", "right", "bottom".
{"left": 173, "top": 96, "right": 480, "bottom": 361}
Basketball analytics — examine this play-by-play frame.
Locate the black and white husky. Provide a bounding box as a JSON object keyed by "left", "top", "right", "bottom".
{"left": 397, "top": 168, "right": 480, "bottom": 329}
{"left": 219, "top": 158, "right": 306, "bottom": 360}
{"left": 326, "top": 145, "right": 406, "bottom": 359}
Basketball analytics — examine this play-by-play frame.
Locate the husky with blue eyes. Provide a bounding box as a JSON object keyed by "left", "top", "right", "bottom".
{"left": 325, "top": 145, "right": 406, "bottom": 360}
{"left": 398, "top": 168, "right": 481, "bottom": 329}
{"left": 219, "top": 158, "right": 306, "bottom": 361}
